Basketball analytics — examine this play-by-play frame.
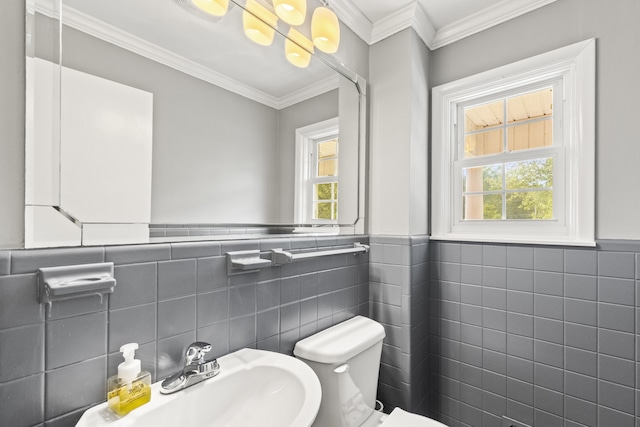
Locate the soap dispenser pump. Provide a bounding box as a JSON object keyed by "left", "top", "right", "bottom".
{"left": 107, "top": 343, "right": 151, "bottom": 416}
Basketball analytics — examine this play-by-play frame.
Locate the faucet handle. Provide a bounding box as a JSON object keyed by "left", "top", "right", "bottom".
{"left": 185, "top": 341, "right": 212, "bottom": 365}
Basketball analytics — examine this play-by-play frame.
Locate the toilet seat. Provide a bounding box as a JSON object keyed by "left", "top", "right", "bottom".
{"left": 380, "top": 408, "right": 448, "bottom": 427}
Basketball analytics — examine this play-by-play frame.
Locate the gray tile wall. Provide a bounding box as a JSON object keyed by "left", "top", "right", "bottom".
{"left": 427, "top": 240, "right": 640, "bottom": 427}
{"left": 0, "top": 236, "right": 369, "bottom": 427}
{"left": 6, "top": 235, "right": 637, "bottom": 427}
{"left": 369, "top": 235, "right": 430, "bottom": 413}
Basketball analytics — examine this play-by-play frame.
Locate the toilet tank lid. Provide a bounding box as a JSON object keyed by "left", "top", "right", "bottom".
{"left": 294, "top": 316, "right": 386, "bottom": 364}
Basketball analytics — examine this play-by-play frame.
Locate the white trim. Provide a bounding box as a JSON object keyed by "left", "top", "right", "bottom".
{"left": 412, "top": 3, "right": 437, "bottom": 49}
{"left": 430, "top": 0, "right": 558, "bottom": 50}
{"left": 431, "top": 39, "right": 595, "bottom": 246}
{"left": 332, "top": 0, "right": 556, "bottom": 50}
{"left": 278, "top": 75, "right": 340, "bottom": 109}
{"left": 32, "top": 1, "right": 336, "bottom": 109}
{"left": 369, "top": 2, "right": 417, "bottom": 45}
{"left": 429, "top": 235, "right": 597, "bottom": 248}
{"left": 294, "top": 118, "right": 340, "bottom": 224}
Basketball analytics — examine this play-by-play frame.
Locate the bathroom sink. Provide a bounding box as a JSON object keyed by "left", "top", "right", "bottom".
{"left": 76, "top": 348, "right": 322, "bottom": 427}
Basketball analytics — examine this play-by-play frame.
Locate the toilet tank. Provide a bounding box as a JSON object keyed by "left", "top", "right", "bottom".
{"left": 294, "top": 316, "right": 386, "bottom": 427}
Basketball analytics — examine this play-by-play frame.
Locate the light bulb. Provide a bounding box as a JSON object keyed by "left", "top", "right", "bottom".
{"left": 243, "top": 0, "right": 278, "bottom": 46}
{"left": 273, "top": 0, "right": 306, "bottom": 26}
{"left": 285, "top": 28, "right": 313, "bottom": 68}
{"left": 191, "top": 0, "right": 229, "bottom": 17}
{"left": 311, "top": 6, "right": 340, "bottom": 53}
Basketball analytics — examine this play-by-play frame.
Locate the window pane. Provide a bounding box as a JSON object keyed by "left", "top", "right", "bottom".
{"left": 318, "top": 139, "right": 337, "bottom": 159}
{"left": 314, "top": 183, "right": 334, "bottom": 200}
{"left": 506, "top": 191, "right": 553, "bottom": 219}
{"left": 464, "top": 129, "right": 503, "bottom": 158}
{"left": 465, "top": 100, "right": 504, "bottom": 131}
{"left": 314, "top": 202, "right": 335, "bottom": 220}
{"left": 463, "top": 194, "right": 502, "bottom": 220}
{"left": 463, "top": 164, "right": 503, "bottom": 192}
{"left": 508, "top": 119, "right": 552, "bottom": 152}
{"left": 507, "top": 88, "right": 552, "bottom": 124}
{"left": 317, "top": 159, "right": 337, "bottom": 177}
{"left": 333, "top": 182, "right": 338, "bottom": 199}
{"left": 505, "top": 158, "right": 553, "bottom": 190}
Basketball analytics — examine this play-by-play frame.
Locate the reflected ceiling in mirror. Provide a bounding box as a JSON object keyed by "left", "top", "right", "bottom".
{"left": 59, "top": 0, "right": 342, "bottom": 108}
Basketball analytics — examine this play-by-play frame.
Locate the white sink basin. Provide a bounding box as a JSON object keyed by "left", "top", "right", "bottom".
{"left": 77, "top": 348, "right": 322, "bottom": 427}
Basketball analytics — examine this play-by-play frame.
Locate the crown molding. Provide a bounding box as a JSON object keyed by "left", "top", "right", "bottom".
{"left": 30, "top": 1, "right": 336, "bottom": 109}
{"left": 329, "top": 0, "right": 373, "bottom": 46}
{"left": 333, "top": 0, "right": 556, "bottom": 50}
{"left": 430, "top": 0, "right": 558, "bottom": 49}
{"left": 369, "top": 2, "right": 416, "bottom": 45}
{"left": 412, "top": 2, "right": 436, "bottom": 49}
{"left": 278, "top": 75, "right": 340, "bottom": 109}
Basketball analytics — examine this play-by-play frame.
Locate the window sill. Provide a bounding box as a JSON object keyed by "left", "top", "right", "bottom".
{"left": 430, "top": 233, "right": 596, "bottom": 247}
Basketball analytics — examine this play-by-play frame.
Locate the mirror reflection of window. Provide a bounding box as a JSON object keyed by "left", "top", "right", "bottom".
{"left": 312, "top": 138, "right": 339, "bottom": 221}
{"left": 293, "top": 117, "right": 340, "bottom": 225}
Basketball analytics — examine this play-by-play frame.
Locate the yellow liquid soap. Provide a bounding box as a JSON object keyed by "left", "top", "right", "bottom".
{"left": 107, "top": 373, "right": 151, "bottom": 416}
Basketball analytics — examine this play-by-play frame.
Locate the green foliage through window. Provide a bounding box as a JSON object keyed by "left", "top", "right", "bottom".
{"left": 463, "top": 158, "right": 553, "bottom": 220}
{"left": 313, "top": 182, "right": 338, "bottom": 220}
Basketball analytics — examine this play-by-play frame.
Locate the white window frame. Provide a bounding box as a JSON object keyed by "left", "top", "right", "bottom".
{"left": 294, "top": 117, "right": 339, "bottom": 224}
{"left": 431, "top": 39, "right": 595, "bottom": 246}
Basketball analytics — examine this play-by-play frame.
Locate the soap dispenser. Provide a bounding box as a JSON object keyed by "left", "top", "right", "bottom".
{"left": 107, "top": 343, "right": 151, "bottom": 416}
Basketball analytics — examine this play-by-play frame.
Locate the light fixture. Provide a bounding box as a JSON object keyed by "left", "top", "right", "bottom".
{"left": 273, "top": 0, "right": 306, "bottom": 26}
{"left": 311, "top": 6, "right": 340, "bottom": 53}
{"left": 191, "top": 0, "right": 229, "bottom": 17}
{"left": 286, "top": 28, "right": 313, "bottom": 68}
{"left": 243, "top": 0, "right": 279, "bottom": 46}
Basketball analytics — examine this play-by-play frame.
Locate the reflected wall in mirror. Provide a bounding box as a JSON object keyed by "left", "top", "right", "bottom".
{"left": 25, "top": 0, "right": 365, "bottom": 248}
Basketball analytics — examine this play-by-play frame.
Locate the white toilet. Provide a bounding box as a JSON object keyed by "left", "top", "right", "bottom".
{"left": 294, "top": 316, "right": 447, "bottom": 427}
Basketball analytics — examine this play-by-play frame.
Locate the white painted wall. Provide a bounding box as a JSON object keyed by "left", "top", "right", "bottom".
{"left": 369, "top": 29, "right": 430, "bottom": 236}
{"left": 429, "top": 0, "right": 640, "bottom": 240}
{"left": 409, "top": 31, "right": 430, "bottom": 236}
{"left": 369, "top": 30, "right": 412, "bottom": 236}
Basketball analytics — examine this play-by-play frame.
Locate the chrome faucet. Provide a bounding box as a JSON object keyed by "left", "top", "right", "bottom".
{"left": 160, "top": 341, "right": 220, "bottom": 394}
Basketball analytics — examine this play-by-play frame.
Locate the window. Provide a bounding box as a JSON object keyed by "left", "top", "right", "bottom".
{"left": 311, "top": 137, "right": 339, "bottom": 221}
{"left": 432, "top": 39, "right": 595, "bottom": 245}
{"left": 460, "top": 86, "right": 558, "bottom": 221}
{"left": 295, "top": 118, "right": 339, "bottom": 224}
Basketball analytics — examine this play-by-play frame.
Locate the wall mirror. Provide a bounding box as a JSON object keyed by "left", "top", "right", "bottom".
{"left": 25, "top": 0, "right": 365, "bottom": 248}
